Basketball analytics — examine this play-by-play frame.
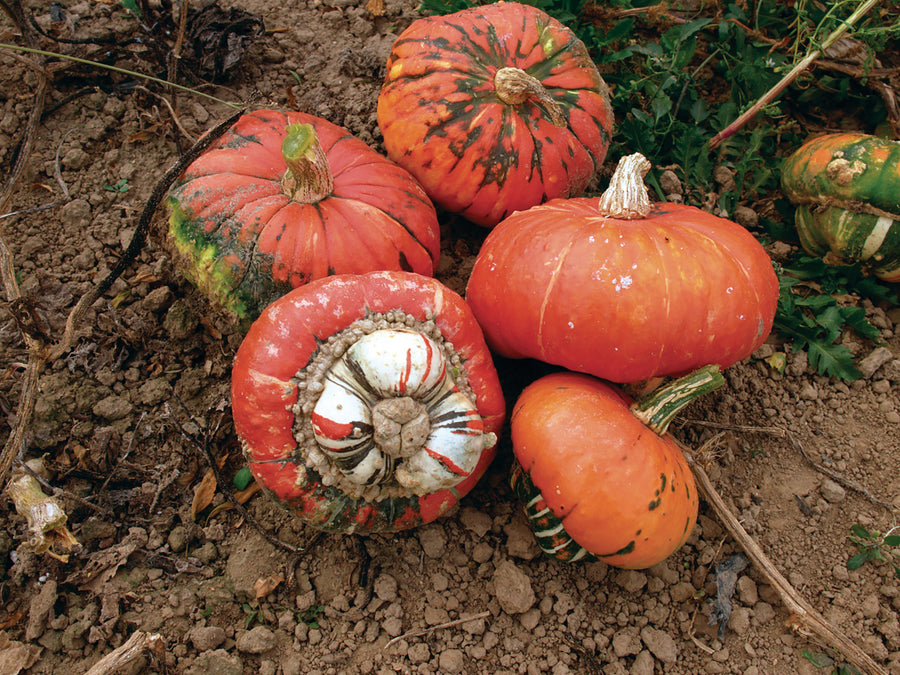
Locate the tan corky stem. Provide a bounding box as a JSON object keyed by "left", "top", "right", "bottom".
{"left": 597, "top": 152, "right": 653, "bottom": 219}
{"left": 494, "top": 67, "right": 567, "bottom": 127}
{"left": 281, "top": 123, "right": 334, "bottom": 203}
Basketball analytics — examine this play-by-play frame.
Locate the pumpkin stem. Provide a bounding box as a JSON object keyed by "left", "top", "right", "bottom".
{"left": 281, "top": 123, "right": 334, "bottom": 203}
{"left": 494, "top": 67, "right": 567, "bottom": 128}
{"left": 631, "top": 364, "right": 725, "bottom": 436}
{"left": 597, "top": 152, "right": 653, "bottom": 219}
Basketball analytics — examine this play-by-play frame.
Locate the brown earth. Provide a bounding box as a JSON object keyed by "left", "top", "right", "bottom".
{"left": 1, "top": 1, "right": 900, "bottom": 674}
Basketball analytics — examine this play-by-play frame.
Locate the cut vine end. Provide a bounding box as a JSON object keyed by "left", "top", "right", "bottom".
{"left": 282, "top": 123, "right": 317, "bottom": 162}
{"left": 280, "top": 122, "right": 334, "bottom": 203}
{"left": 493, "top": 66, "right": 567, "bottom": 128}
{"left": 630, "top": 364, "right": 725, "bottom": 436}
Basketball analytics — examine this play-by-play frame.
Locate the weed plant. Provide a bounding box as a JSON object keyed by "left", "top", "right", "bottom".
{"left": 847, "top": 524, "right": 900, "bottom": 579}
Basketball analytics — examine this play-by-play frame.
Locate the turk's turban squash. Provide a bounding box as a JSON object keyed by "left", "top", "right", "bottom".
{"left": 231, "top": 271, "right": 505, "bottom": 534}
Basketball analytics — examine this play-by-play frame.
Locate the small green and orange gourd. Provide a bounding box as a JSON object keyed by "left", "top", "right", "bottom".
{"left": 781, "top": 132, "right": 900, "bottom": 282}
{"left": 509, "top": 365, "right": 724, "bottom": 569}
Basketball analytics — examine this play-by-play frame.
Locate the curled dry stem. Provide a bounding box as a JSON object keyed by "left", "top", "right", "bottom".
{"left": 383, "top": 611, "right": 491, "bottom": 650}
{"left": 708, "top": 0, "right": 883, "bottom": 149}
{"left": 83, "top": 630, "right": 165, "bottom": 675}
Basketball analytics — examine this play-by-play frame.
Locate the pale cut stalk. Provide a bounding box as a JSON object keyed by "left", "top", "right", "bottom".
{"left": 281, "top": 123, "right": 335, "bottom": 203}
{"left": 494, "top": 67, "right": 567, "bottom": 127}
{"left": 597, "top": 152, "right": 653, "bottom": 219}
{"left": 8, "top": 459, "right": 80, "bottom": 560}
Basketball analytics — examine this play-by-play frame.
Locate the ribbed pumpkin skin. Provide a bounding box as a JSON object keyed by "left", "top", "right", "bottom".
{"left": 511, "top": 372, "right": 698, "bottom": 569}
{"left": 376, "top": 2, "right": 614, "bottom": 227}
{"left": 166, "top": 109, "right": 441, "bottom": 321}
{"left": 465, "top": 199, "right": 779, "bottom": 383}
{"left": 231, "top": 271, "right": 505, "bottom": 534}
{"left": 781, "top": 132, "right": 900, "bottom": 281}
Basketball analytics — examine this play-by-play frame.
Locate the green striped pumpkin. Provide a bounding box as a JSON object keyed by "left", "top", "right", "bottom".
{"left": 781, "top": 132, "right": 900, "bottom": 282}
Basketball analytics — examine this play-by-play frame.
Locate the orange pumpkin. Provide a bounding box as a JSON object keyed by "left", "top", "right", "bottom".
{"left": 167, "top": 109, "right": 441, "bottom": 322}
{"left": 466, "top": 153, "right": 779, "bottom": 382}
{"left": 509, "top": 366, "right": 722, "bottom": 568}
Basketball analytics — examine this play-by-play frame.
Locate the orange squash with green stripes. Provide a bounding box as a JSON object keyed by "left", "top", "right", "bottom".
{"left": 781, "top": 132, "right": 900, "bottom": 282}
{"left": 509, "top": 366, "right": 722, "bottom": 569}
{"left": 376, "top": 2, "right": 614, "bottom": 227}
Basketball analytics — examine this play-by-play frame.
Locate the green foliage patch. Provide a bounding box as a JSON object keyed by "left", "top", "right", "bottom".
{"left": 774, "top": 257, "right": 894, "bottom": 380}
{"left": 847, "top": 523, "right": 900, "bottom": 579}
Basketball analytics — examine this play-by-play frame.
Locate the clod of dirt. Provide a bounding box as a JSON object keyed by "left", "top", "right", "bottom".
{"left": 185, "top": 2, "right": 265, "bottom": 81}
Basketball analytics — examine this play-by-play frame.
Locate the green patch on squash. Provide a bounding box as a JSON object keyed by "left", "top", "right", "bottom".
{"left": 166, "top": 198, "right": 286, "bottom": 322}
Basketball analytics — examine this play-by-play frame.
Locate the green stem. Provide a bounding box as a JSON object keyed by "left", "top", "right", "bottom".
{"left": 280, "top": 123, "right": 334, "bottom": 203}
{"left": 631, "top": 364, "right": 725, "bottom": 435}
{"left": 0, "top": 42, "right": 240, "bottom": 109}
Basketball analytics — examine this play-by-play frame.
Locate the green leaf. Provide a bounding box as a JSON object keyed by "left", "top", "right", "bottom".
{"left": 233, "top": 466, "right": 254, "bottom": 491}
{"left": 812, "top": 304, "right": 845, "bottom": 341}
{"left": 840, "top": 306, "right": 882, "bottom": 342}
{"left": 689, "top": 97, "right": 710, "bottom": 123}
{"left": 649, "top": 90, "right": 674, "bottom": 122}
{"left": 801, "top": 649, "right": 834, "bottom": 668}
{"left": 806, "top": 341, "right": 861, "bottom": 380}
{"left": 835, "top": 663, "right": 863, "bottom": 675}
{"left": 120, "top": 0, "right": 142, "bottom": 18}
{"left": 679, "top": 17, "right": 714, "bottom": 41}
{"left": 847, "top": 551, "right": 869, "bottom": 570}
{"left": 602, "top": 16, "right": 634, "bottom": 44}
{"left": 850, "top": 524, "right": 871, "bottom": 539}
{"left": 883, "top": 535, "right": 900, "bottom": 547}
{"left": 672, "top": 36, "right": 699, "bottom": 71}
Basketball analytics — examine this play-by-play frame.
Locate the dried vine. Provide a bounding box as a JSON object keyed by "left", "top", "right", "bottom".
{"left": 0, "top": 105, "right": 249, "bottom": 491}
{"left": 682, "top": 431, "right": 889, "bottom": 675}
